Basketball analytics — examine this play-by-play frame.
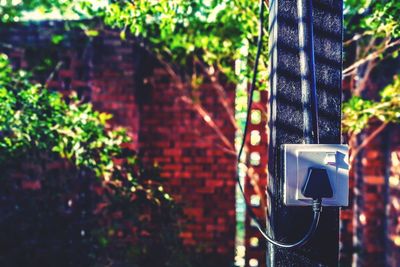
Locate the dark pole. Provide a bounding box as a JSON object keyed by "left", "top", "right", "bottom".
{"left": 267, "top": 0, "right": 343, "bottom": 266}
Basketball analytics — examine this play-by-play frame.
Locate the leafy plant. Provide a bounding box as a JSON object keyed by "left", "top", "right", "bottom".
{"left": 342, "top": 0, "right": 400, "bottom": 160}
{"left": 343, "top": 75, "right": 400, "bottom": 134}
{"left": 0, "top": 0, "right": 103, "bottom": 23}
{"left": 0, "top": 53, "right": 189, "bottom": 267}
{"left": 102, "top": 0, "right": 267, "bottom": 85}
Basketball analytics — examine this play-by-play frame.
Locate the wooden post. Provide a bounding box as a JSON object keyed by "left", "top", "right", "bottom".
{"left": 267, "top": 0, "right": 343, "bottom": 265}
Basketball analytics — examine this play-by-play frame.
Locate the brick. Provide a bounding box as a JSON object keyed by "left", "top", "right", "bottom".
{"left": 4, "top": 24, "right": 238, "bottom": 264}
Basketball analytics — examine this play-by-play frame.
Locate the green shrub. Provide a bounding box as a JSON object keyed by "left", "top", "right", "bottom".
{"left": 0, "top": 53, "right": 189, "bottom": 267}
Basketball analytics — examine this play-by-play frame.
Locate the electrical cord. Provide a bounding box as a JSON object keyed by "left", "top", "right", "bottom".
{"left": 305, "top": 0, "right": 319, "bottom": 144}
{"left": 237, "top": 0, "right": 265, "bottom": 162}
{"left": 236, "top": 0, "right": 322, "bottom": 248}
{"left": 255, "top": 199, "right": 321, "bottom": 248}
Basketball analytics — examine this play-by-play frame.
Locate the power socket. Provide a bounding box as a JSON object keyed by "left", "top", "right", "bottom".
{"left": 283, "top": 144, "right": 349, "bottom": 206}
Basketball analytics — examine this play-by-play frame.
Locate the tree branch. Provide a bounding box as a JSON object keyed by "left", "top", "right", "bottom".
{"left": 45, "top": 61, "right": 64, "bottom": 87}
{"left": 101, "top": 28, "right": 237, "bottom": 154}
{"left": 180, "top": 96, "right": 235, "bottom": 152}
{"left": 344, "top": 39, "right": 400, "bottom": 76}
{"left": 349, "top": 122, "right": 389, "bottom": 165}
{"left": 343, "top": 32, "right": 371, "bottom": 46}
{"left": 194, "top": 58, "right": 238, "bottom": 130}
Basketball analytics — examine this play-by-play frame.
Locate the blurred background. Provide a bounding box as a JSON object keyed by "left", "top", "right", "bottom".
{"left": 0, "top": 1, "right": 399, "bottom": 267}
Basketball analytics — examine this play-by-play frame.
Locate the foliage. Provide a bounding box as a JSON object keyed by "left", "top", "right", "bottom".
{"left": 1, "top": 1, "right": 268, "bottom": 149}
{"left": 343, "top": 0, "right": 400, "bottom": 135}
{"left": 0, "top": 53, "right": 125, "bottom": 178}
{"left": 342, "top": 75, "right": 400, "bottom": 134}
{"left": 344, "top": 0, "right": 400, "bottom": 71}
{"left": 102, "top": 0, "right": 268, "bottom": 87}
{"left": 1, "top": 1, "right": 399, "bottom": 137}
{"left": 0, "top": 53, "right": 189, "bottom": 267}
{"left": 0, "top": 0, "right": 102, "bottom": 22}
{"left": 1, "top": 0, "right": 268, "bottom": 85}
{"left": 345, "top": 0, "right": 400, "bottom": 38}
{"left": 0, "top": 1, "right": 399, "bottom": 265}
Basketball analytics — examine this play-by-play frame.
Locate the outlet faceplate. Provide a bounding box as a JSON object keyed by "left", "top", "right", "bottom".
{"left": 283, "top": 144, "right": 349, "bottom": 206}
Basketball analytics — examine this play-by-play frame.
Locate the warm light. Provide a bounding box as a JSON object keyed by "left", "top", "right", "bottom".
{"left": 359, "top": 213, "right": 367, "bottom": 225}
{"left": 203, "top": 115, "right": 211, "bottom": 122}
{"left": 250, "top": 130, "right": 261, "bottom": 146}
{"left": 234, "top": 257, "right": 245, "bottom": 267}
{"left": 250, "top": 110, "right": 262, "bottom": 124}
{"left": 392, "top": 198, "right": 400, "bottom": 210}
{"left": 249, "top": 258, "right": 259, "bottom": 267}
{"left": 392, "top": 152, "right": 400, "bottom": 165}
{"left": 250, "top": 237, "right": 259, "bottom": 247}
{"left": 393, "top": 235, "right": 400, "bottom": 247}
{"left": 250, "top": 195, "right": 261, "bottom": 206}
{"left": 389, "top": 176, "right": 400, "bottom": 187}
{"left": 250, "top": 152, "right": 261, "bottom": 166}
{"left": 236, "top": 245, "right": 245, "bottom": 257}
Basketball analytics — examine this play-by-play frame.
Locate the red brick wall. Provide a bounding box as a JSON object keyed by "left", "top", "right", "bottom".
{"left": 0, "top": 22, "right": 237, "bottom": 263}
{"left": 90, "top": 35, "right": 139, "bottom": 149}
{"left": 138, "top": 65, "right": 236, "bottom": 256}
{"left": 352, "top": 125, "right": 387, "bottom": 266}
{"left": 340, "top": 123, "right": 400, "bottom": 267}
{"left": 0, "top": 22, "right": 140, "bottom": 149}
{"left": 4, "top": 21, "right": 400, "bottom": 267}
{"left": 387, "top": 142, "right": 400, "bottom": 267}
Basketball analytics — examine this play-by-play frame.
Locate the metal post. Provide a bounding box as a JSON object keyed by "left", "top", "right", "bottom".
{"left": 267, "top": 0, "right": 343, "bottom": 265}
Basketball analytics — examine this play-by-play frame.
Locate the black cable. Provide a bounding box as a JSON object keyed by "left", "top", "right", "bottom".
{"left": 236, "top": 0, "right": 322, "bottom": 248}
{"left": 236, "top": 0, "right": 266, "bottom": 230}
{"left": 256, "top": 199, "right": 321, "bottom": 248}
{"left": 306, "top": 0, "right": 319, "bottom": 144}
{"left": 237, "top": 0, "right": 264, "bottom": 161}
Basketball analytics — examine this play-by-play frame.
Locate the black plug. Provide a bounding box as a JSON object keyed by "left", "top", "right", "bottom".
{"left": 302, "top": 167, "right": 333, "bottom": 199}
{"left": 302, "top": 167, "right": 333, "bottom": 212}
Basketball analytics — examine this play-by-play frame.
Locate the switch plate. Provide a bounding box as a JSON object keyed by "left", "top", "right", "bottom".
{"left": 283, "top": 144, "right": 349, "bottom": 206}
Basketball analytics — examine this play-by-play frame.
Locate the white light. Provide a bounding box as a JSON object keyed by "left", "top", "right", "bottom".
{"left": 250, "top": 237, "right": 259, "bottom": 247}
{"left": 250, "top": 195, "right": 261, "bottom": 206}
{"left": 249, "top": 258, "right": 259, "bottom": 267}
{"left": 359, "top": 213, "right": 367, "bottom": 225}
{"left": 236, "top": 245, "right": 245, "bottom": 256}
{"left": 250, "top": 152, "right": 261, "bottom": 166}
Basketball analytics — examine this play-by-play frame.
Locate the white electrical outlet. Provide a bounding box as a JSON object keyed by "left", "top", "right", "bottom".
{"left": 283, "top": 144, "right": 349, "bottom": 206}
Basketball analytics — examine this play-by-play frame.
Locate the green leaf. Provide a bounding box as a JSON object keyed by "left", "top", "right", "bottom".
{"left": 51, "top": 34, "right": 65, "bottom": 45}
{"left": 85, "top": 29, "right": 99, "bottom": 37}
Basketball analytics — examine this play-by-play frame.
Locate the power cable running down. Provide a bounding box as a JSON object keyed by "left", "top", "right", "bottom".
{"left": 236, "top": 0, "right": 323, "bottom": 248}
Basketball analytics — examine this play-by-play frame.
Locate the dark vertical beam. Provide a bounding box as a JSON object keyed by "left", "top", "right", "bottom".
{"left": 267, "top": 0, "right": 343, "bottom": 266}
